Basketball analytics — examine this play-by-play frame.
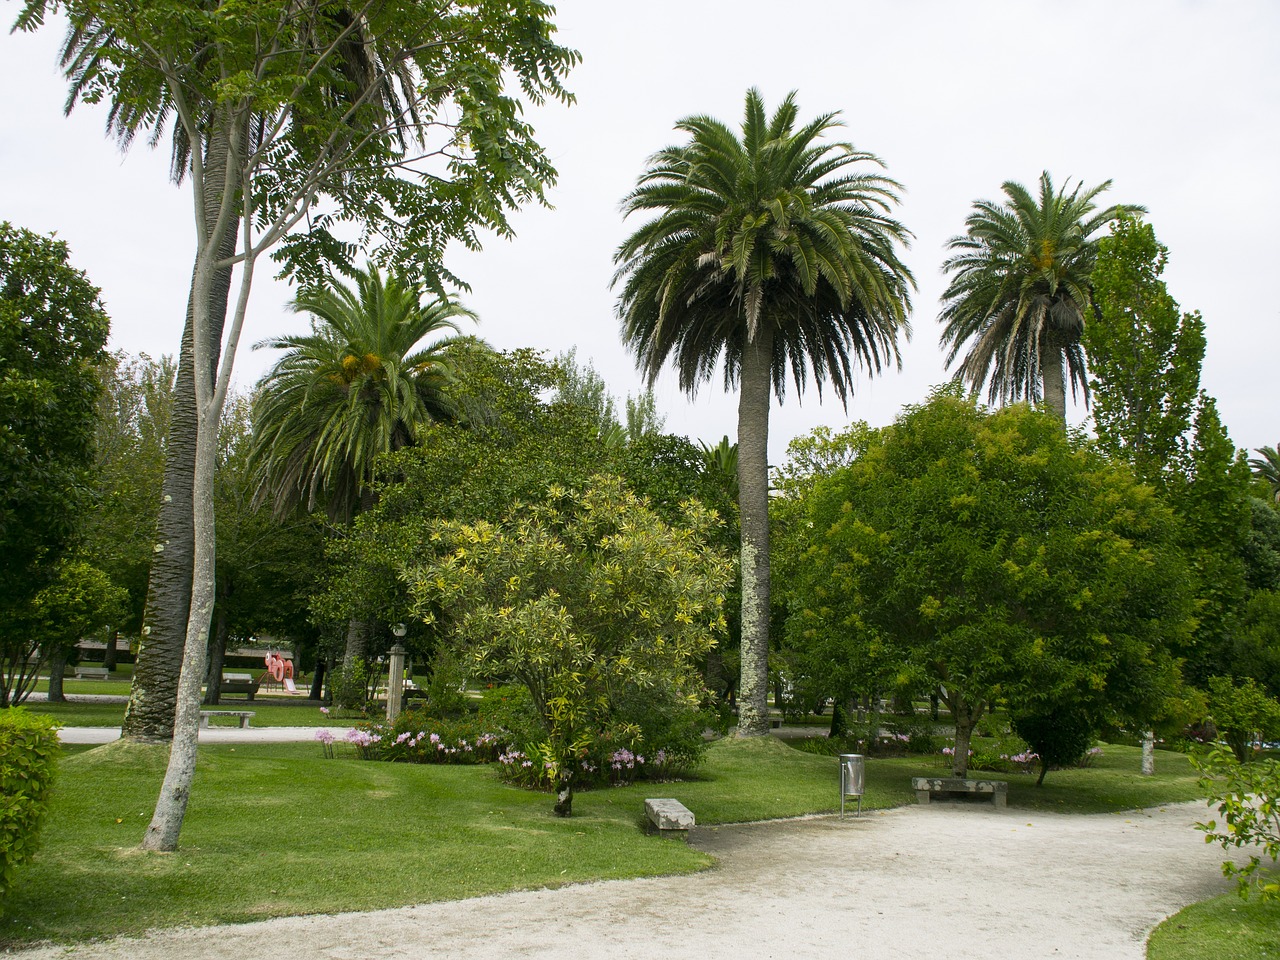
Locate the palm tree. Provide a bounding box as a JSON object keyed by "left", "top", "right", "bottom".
{"left": 1249, "top": 445, "right": 1280, "bottom": 502}
{"left": 613, "top": 88, "right": 915, "bottom": 736}
{"left": 250, "top": 267, "right": 475, "bottom": 659}
{"left": 938, "top": 172, "right": 1141, "bottom": 422}
{"left": 251, "top": 267, "right": 475, "bottom": 523}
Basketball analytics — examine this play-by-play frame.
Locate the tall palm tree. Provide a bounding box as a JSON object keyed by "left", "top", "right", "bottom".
{"left": 613, "top": 88, "right": 915, "bottom": 736}
{"left": 939, "top": 172, "right": 1141, "bottom": 422}
{"left": 251, "top": 267, "right": 476, "bottom": 525}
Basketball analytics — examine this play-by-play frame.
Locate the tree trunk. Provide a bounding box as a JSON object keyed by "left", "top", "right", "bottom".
{"left": 202, "top": 599, "right": 229, "bottom": 706}
{"left": 309, "top": 658, "right": 326, "bottom": 701}
{"left": 947, "top": 693, "right": 986, "bottom": 778}
{"left": 734, "top": 328, "right": 773, "bottom": 737}
{"left": 122, "top": 133, "right": 237, "bottom": 745}
{"left": 141, "top": 112, "right": 244, "bottom": 852}
{"left": 46, "top": 647, "right": 68, "bottom": 703}
{"left": 343, "top": 618, "right": 369, "bottom": 663}
{"left": 103, "top": 629, "right": 119, "bottom": 671}
{"left": 1040, "top": 330, "right": 1067, "bottom": 424}
{"left": 866, "top": 690, "right": 882, "bottom": 756}
{"left": 1141, "top": 731, "right": 1155, "bottom": 776}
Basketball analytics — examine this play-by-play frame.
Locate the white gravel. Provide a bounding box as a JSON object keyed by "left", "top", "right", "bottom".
{"left": 10, "top": 800, "right": 1238, "bottom": 960}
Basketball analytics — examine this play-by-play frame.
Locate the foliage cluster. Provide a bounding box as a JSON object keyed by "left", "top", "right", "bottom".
{"left": 1206, "top": 676, "right": 1280, "bottom": 763}
{"left": 403, "top": 476, "right": 730, "bottom": 815}
{"left": 1196, "top": 748, "right": 1280, "bottom": 901}
{"left": 347, "top": 713, "right": 504, "bottom": 766}
{"left": 0, "top": 710, "right": 59, "bottom": 911}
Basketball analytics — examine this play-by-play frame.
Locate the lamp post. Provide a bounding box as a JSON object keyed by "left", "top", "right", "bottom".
{"left": 387, "top": 624, "right": 407, "bottom": 721}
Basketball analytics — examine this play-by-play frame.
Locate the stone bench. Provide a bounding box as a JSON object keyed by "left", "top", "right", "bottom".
{"left": 912, "top": 776, "right": 1008, "bottom": 808}
{"left": 645, "top": 798, "right": 695, "bottom": 839}
{"left": 74, "top": 665, "right": 109, "bottom": 680}
{"left": 199, "top": 710, "right": 256, "bottom": 729}
{"left": 220, "top": 674, "right": 260, "bottom": 700}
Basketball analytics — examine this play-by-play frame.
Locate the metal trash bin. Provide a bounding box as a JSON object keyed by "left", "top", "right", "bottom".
{"left": 839, "top": 753, "right": 864, "bottom": 818}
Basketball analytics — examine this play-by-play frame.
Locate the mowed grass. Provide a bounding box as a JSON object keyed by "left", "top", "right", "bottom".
{"left": 1146, "top": 893, "right": 1280, "bottom": 959}
{"left": 0, "top": 736, "right": 1211, "bottom": 948}
{"left": 24, "top": 696, "right": 334, "bottom": 728}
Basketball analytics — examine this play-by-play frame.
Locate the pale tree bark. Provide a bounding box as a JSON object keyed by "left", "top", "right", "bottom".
{"left": 1141, "top": 731, "right": 1155, "bottom": 776}
{"left": 735, "top": 328, "right": 774, "bottom": 737}
{"left": 142, "top": 109, "right": 250, "bottom": 851}
{"left": 122, "top": 130, "right": 237, "bottom": 744}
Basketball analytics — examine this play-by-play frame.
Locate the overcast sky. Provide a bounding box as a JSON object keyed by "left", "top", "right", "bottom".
{"left": 3, "top": 0, "right": 1277, "bottom": 464}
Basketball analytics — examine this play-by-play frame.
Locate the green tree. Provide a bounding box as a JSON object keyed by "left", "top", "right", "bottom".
{"left": 0, "top": 223, "right": 109, "bottom": 707}
{"left": 402, "top": 476, "right": 731, "bottom": 816}
{"left": 17, "top": 0, "right": 577, "bottom": 851}
{"left": 1207, "top": 676, "right": 1280, "bottom": 763}
{"left": 1085, "top": 215, "right": 1206, "bottom": 484}
{"left": 939, "top": 173, "right": 1140, "bottom": 422}
{"left": 251, "top": 267, "right": 476, "bottom": 664}
{"left": 790, "top": 391, "right": 1193, "bottom": 778}
{"left": 613, "top": 88, "right": 914, "bottom": 736}
{"left": 25, "top": 561, "right": 128, "bottom": 705}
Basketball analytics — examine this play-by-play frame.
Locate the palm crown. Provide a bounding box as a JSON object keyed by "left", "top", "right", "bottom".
{"left": 938, "top": 172, "right": 1141, "bottom": 420}
{"left": 250, "top": 267, "right": 476, "bottom": 522}
{"left": 613, "top": 88, "right": 914, "bottom": 402}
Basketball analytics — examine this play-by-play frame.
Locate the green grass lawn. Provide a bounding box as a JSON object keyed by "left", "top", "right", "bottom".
{"left": 1146, "top": 893, "right": 1280, "bottom": 959}
{"left": 0, "top": 736, "right": 1208, "bottom": 948}
{"left": 24, "top": 697, "right": 336, "bottom": 728}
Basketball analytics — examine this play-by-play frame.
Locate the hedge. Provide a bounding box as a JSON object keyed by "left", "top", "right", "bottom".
{"left": 0, "top": 709, "right": 58, "bottom": 912}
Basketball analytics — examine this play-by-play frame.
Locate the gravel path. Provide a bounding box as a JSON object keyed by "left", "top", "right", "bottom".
{"left": 12, "top": 801, "right": 1236, "bottom": 960}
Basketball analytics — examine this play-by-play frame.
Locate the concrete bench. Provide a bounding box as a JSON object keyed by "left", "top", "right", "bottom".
{"left": 74, "top": 665, "right": 109, "bottom": 680}
{"left": 644, "top": 798, "right": 695, "bottom": 839}
{"left": 912, "top": 776, "right": 1008, "bottom": 808}
{"left": 199, "top": 710, "right": 256, "bottom": 729}
{"left": 220, "top": 674, "right": 260, "bottom": 700}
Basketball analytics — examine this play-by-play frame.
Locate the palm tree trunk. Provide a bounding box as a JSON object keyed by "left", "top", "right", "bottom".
{"left": 735, "top": 328, "right": 773, "bottom": 737}
{"left": 122, "top": 132, "right": 237, "bottom": 744}
{"left": 1040, "top": 331, "right": 1067, "bottom": 424}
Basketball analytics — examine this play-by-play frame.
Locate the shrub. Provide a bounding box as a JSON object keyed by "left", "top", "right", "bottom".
{"left": 1195, "top": 747, "right": 1280, "bottom": 901}
{"left": 348, "top": 712, "right": 505, "bottom": 765}
{"left": 1012, "top": 708, "right": 1096, "bottom": 786}
{"left": 1207, "top": 676, "right": 1280, "bottom": 762}
{"left": 0, "top": 709, "right": 59, "bottom": 912}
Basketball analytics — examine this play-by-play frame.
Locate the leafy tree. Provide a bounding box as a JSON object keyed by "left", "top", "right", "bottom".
{"left": 402, "top": 476, "right": 731, "bottom": 816}
{"left": 1207, "top": 676, "right": 1280, "bottom": 763}
{"left": 939, "top": 173, "right": 1140, "bottom": 422}
{"left": 613, "top": 88, "right": 914, "bottom": 736}
{"left": 17, "top": 0, "right": 578, "bottom": 850}
{"left": 790, "top": 390, "right": 1193, "bottom": 778}
{"left": 26, "top": 562, "right": 128, "bottom": 705}
{"left": 0, "top": 223, "right": 109, "bottom": 707}
{"left": 1085, "top": 214, "right": 1205, "bottom": 484}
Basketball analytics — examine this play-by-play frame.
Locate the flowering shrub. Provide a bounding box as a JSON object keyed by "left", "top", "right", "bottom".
{"left": 315, "top": 728, "right": 335, "bottom": 759}
{"left": 346, "top": 713, "right": 505, "bottom": 765}
{"left": 942, "top": 740, "right": 1039, "bottom": 775}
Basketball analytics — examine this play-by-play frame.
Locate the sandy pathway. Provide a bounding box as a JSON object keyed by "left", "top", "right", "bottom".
{"left": 13, "top": 801, "right": 1236, "bottom": 960}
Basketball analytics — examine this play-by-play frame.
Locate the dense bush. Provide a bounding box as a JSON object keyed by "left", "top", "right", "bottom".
{"left": 0, "top": 709, "right": 59, "bottom": 911}
{"left": 1012, "top": 708, "right": 1097, "bottom": 785}
{"left": 341, "top": 711, "right": 504, "bottom": 765}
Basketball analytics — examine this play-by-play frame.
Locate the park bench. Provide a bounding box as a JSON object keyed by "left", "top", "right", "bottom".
{"left": 911, "top": 776, "right": 1008, "bottom": 808}
{"left": 220, "top": 673, "right": 260, "bottom": 700}
{"left": 644, "top": 798, "right": 695, "bottom": 839}
{"left": 199, "top": 710, "right": 256, "bottom": 729}
{"left": 74, "top": 665, "right": 109, "bottom": 680}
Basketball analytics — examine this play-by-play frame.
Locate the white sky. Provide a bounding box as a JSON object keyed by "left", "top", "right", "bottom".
{"left": 2, "top": 0, "right": 1277, "bottom": 464}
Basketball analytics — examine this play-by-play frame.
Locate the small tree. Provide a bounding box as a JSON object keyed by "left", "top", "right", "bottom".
{"left": 1207, "top": 676, "right": 1280, "bottom": 763}
{"left": 402, "top": 476, "right": 731, "bottom": 816}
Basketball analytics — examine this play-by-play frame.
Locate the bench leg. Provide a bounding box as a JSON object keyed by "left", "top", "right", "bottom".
{"left": 238, "top": 716, "right": 251, "bottom": 729}
{"left": 916, "top": 790, "right": 931, "bottom": 805}
{"left": 199, "top": 716, "right": 210, "bottom": 729}
{"left": 992, "top": 791, "right": 1007, "bottom": 809}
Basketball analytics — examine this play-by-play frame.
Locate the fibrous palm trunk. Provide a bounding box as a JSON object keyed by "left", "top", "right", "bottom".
{"left": 1040, "top": 329, "right": 1067, "bottom": 424}
{"left": 122, "top": 133, "right": 236, "bottom": 744}
{"left": 734, "top": 329, "right": 773, "bottom": 737}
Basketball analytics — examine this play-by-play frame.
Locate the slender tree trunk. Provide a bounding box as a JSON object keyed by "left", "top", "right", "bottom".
{"left": 103, "top": 629, "right": 119, "bottom": 671}
{"left": 309, "top": 658, "right": 326, "bottom": 700}
{"left": 735, "top": 328, "right": 773, "bottom": 737}
{"left": 202, "top": 598, "right": 229, "bottom": 706}
{"left": 1040, "top": 331, "right": 1067, "bottom": 424}
{"left": 122, "top": 133, "right": 236, "bottom": 744}
{"left": 46, "top": 647, "right": 68, "bottom": 703}
{"left": 142, "top": 111, "right": 246, "bottom": 852}
{"left": 1141, "top": 731, "right": 1155, "bottom": 776}
{"left": 947, "top": 693, "right": 986, "bottom": 778}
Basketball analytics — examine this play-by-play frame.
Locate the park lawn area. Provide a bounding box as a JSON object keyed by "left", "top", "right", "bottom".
{"left": 24, "top": 697, "right": 335, "bottom": 728}
{"left": 0, "top": 736, "right": 1211, "bottom": 948}
{"left": 1146, "top": 893, "right": 1280, "bottom": 959}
